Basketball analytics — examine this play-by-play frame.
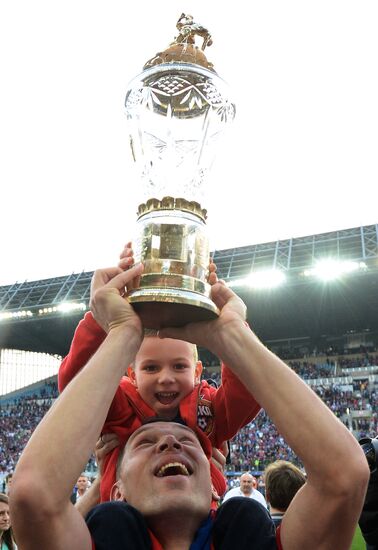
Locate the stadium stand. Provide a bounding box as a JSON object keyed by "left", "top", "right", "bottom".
{"left": 1, "top": 349, "right": 377, "bottom": 489}
{"left": 1, "top": 224, "right": 378, "bottom": 490}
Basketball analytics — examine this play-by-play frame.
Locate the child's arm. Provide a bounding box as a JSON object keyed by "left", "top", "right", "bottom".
{"left": 58, "top": 244, "right": 135, "bottom": 394}
{"left": 58, "top": 312, "right": 131, "bottom": 425}
{"left": 58, "top": 311, "right": 106, "bottom": 392}
{"left": 59, "top": 312, "right": 136, "bottom": 427}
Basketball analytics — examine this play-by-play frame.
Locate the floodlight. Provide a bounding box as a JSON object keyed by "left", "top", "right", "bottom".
{"left": 0, "top": 310, "right": 33, "bottom": 321}
{"left": 229, "top": 269, "right": 286, "bottom": 289}
{"left": 37, "top": 302, "right": 87, "bottom": 316}
{"left": 248, "top": 269, "right": 286, "bottom": 288}
{"left": 228, "top": 279, "right": 248, "bottom": 289}
{"left": 57, "top": 302, "right": 86, "bottom": 313}
{"left": 305, "top": 259, "right": 366, "bottom": 281}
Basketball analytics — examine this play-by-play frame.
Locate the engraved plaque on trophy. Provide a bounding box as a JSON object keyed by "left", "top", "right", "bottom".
{"left": 124, "top": 14, "right": 235, "bottom": 328}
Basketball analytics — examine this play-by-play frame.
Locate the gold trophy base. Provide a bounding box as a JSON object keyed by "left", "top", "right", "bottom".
{"left": 129, "top": 287, "right": 219, "bottom": 329}
{"left": 130, "top": 198, "right": 218, "bottom": 329}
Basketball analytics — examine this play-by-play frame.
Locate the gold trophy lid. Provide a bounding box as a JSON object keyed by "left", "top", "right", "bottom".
{"left": 143, "top": 14, "right": 216, "bottom": 73}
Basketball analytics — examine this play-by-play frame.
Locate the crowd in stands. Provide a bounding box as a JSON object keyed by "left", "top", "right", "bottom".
{"left": 227, "top": 411, "right": 301, "bottom": 472}
{"left": 271, "top": 343, "right": 377, "bottom": 361}
{"left": 19, "top": 380, "right": 58, "bottom": 401}
{"left": 0, "top": 399, "right": 52, "bottom": 474}
{"left": 1, "top": 351, "right": 377, "bottom": 481}
{"left": 204, "top": 357, "right": 333, "bottom": 384}
{"left": 286, "top": 360, "right": 333, "bottom": 379}
{"left": 0, "top": 379, "right": 99, "bottom": 478}
{"left": 338, "top": 353, "right": 378, "bottom": 370}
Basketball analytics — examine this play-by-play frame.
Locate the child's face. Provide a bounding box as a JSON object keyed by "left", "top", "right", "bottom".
{"left": 128, "top": 336, "right": 202, "bottom": 419}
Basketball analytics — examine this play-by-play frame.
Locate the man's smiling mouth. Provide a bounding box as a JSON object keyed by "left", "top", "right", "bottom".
{"left": 155, "top": 462, "right": 191, "bottom": 477}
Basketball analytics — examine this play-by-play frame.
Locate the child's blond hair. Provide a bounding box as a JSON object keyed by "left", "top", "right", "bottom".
{"left": 128, "top": 329, "right": 199, "bottom": 367}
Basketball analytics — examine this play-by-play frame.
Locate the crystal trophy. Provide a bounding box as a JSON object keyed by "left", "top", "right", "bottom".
{"left": 124, "top": 14, "right": 235, "bottom": 328}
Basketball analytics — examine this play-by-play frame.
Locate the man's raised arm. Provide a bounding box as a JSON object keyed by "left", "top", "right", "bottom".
{"left": 159, "top": 282, "right": 370, "bottom": 550}
{"left": 10, "top": 264, "right": 144, "bottom": 550}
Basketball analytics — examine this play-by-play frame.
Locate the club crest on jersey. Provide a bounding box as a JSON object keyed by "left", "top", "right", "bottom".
{"left": 197, "top": 397, "right": 214, "bottom": 435}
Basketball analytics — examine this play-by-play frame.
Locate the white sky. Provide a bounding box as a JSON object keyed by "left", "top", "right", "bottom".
{"left": 0, "top": 1, "right": 377, "bottom": 286}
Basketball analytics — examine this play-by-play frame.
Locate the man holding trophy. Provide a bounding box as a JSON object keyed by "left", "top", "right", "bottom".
{"left": 57, "top": 13, "right": 260, "bottom": 506}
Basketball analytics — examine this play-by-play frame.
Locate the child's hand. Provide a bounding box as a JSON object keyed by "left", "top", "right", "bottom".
{"left": 95, "top": 433, "right": 120, "bottom": 478}
{"left": 211, "top": 444, "right": 228, "bottom": 473}
{"left": 118, "top": 241, "right": 135, "bottom": 271}
{"left": 207, "top": 258, "right": 218, "bottom": 286}
{"left": 117, "top": 241, "right": 141, "bottom": 295}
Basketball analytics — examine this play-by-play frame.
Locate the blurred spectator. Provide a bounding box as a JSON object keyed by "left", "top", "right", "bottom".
{"left": 70, "top": 473, "right": 90, "bottom": 504}
{"left": 0, "top": 493, "right": 16, "bottom": 550}
{"left": 4, "top": 474, "right": 12, "bottom": 496}
{"left": 264, "top": 460, "right": 306, "bottom": 526}
{"left": 222, "top": 472, "right": 267, "bottom": 508}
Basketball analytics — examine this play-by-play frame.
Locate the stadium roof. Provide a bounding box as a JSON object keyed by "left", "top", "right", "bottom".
{"left": 1, "top": 224, "right": 378, "bottom": 356}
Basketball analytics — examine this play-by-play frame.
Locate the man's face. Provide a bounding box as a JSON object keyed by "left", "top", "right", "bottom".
{"left": 240, "top": 474, "right": 254, "bottom": 495}
{"left": 128, "top": 337, "right": 202, "bottom": 419}
{"left": 119, "top": 422, "right": 212, "bottom": 521}
{"left": 77, "top": 476, "right": 88, "bottom": 492}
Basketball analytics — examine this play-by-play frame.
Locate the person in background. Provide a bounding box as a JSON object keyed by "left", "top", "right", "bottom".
{"left": 4, "top": 476, "right": 12, "bottom": 497}
{"left": 359, "top": 435, "right": 378, "bottom": 550}
{"left": 70, "top": 473, "right": 90, "bottom": 504}
{"left": 264, "top": 460, "right": 306, "bottom": 526}
{"left": 0, "top": 494, "right": 16, "bottom": 550}
{"left": 222, "top": 472, "right": 267, "bottom": 508}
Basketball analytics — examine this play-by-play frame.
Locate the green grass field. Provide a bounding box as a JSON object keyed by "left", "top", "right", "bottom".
{"left": 351, "top": 526, "right": 366, "bottom": 550}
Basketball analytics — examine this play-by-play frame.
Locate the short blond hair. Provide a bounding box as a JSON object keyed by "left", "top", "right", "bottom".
{"left": 264, "top": 460, "right": 306, "bottom": 511}
{"left": 134, "top": 329, "right": 199, "bottom": 364}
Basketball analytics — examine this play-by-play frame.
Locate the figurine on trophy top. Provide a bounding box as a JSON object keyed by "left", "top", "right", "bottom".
{"left": 144, "top": 13, "right": 215, "bottom": 72}
{"left": 124, "top": 15, "right": 235, "bottom": 328}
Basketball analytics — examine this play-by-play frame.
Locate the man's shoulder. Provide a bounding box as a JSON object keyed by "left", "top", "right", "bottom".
{"left": 86, "top": 502, "right": 152, "bottom": 550}
{"left": 214, "top": 497, "right": 277, "bottom": 549}
{"left": 224, "top": 487, "right": 240, "bottom": 497}
{"left": 252, "top": 488, "right": 266, "bottom": 502}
